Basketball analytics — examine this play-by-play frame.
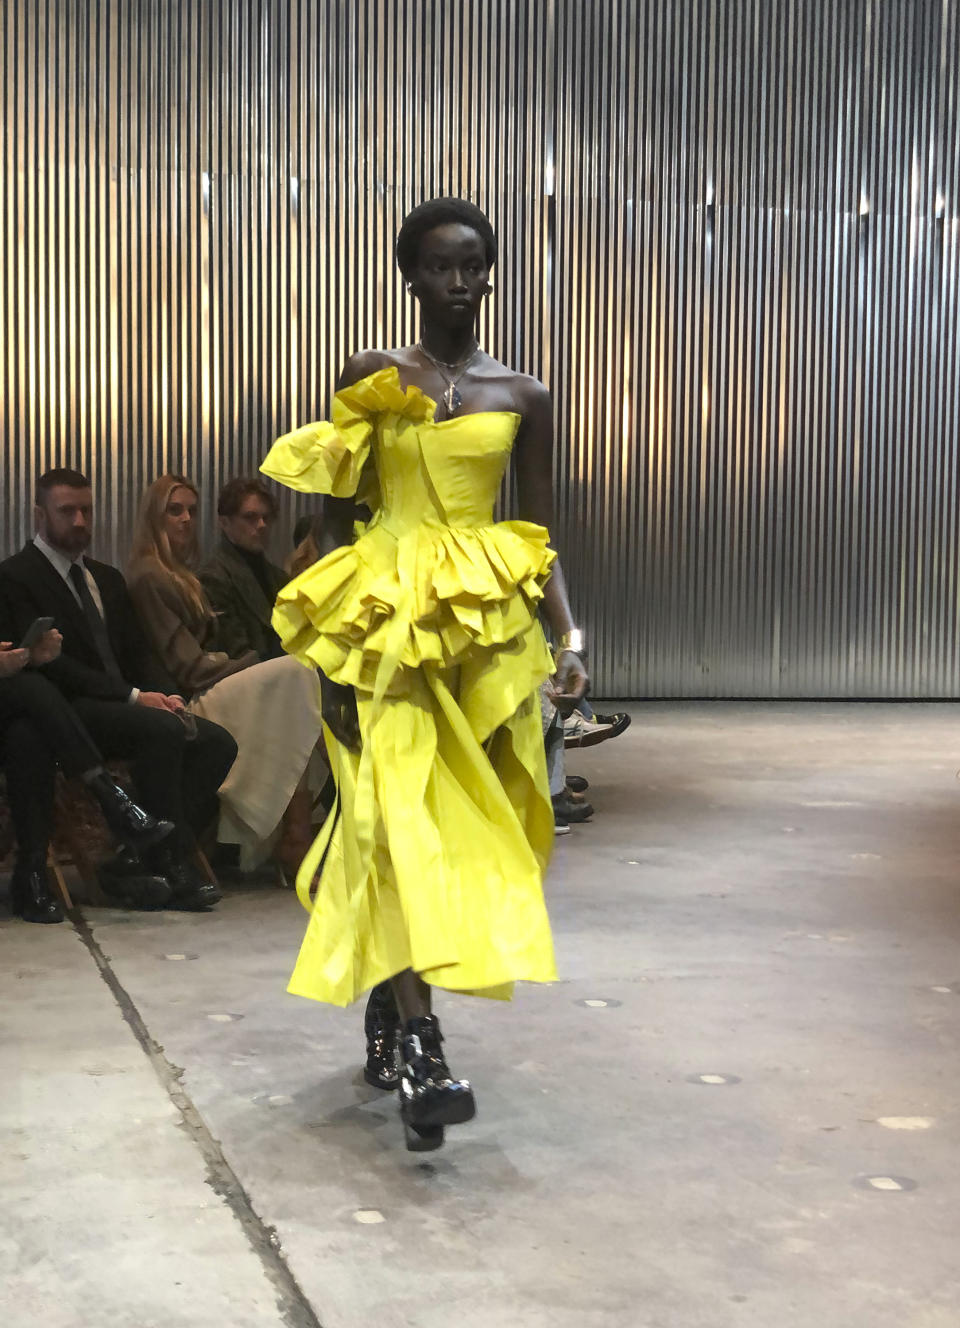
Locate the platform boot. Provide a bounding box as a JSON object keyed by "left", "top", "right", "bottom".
{"left": 395, "top": 1014, "right": 476, "bottom": 1152}
{"left": 363, "top": 982, "right": 400, "bottom": 1090}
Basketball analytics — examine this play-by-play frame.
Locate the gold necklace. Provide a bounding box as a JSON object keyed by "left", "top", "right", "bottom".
{"left": 417, "top": 341, "right": 480, "bottom": 414}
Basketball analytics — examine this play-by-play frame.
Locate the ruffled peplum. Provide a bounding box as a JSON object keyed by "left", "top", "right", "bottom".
{"left": 272, "top": 519, "right": 553, "bottom": 695}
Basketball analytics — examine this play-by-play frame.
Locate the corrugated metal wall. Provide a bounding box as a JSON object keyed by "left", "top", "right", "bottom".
{"left": 3, "top": 0, "right": 959, "bottom": 696}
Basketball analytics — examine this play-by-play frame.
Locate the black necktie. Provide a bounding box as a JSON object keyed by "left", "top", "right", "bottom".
{"left": 68, "top": 561, "right": 123, "bottom": 681}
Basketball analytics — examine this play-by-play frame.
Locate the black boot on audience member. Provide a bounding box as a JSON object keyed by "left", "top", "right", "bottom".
{"left": 10, "top": 852, "right": 64, "bottom": 924}
{"left": 98, "top": 846, "right": 172, "bottom": 910}
{"left": 149, "top": 843, "right": 222, "bottom": 911}
{"left": 364, "top": 981, "right": 401, "bottom": 1090}
{"left": 551, "top": 790, "right": 594, "bottom": 824}
{"left": 85, "top": 770, "right": 175, "bottom": 854}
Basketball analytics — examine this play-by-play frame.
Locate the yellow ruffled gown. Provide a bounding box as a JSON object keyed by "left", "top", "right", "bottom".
{"left": 260, "top": 366, "right": 558, "bottom": 1006}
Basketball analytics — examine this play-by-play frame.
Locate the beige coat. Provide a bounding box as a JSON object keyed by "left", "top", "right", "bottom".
{"left": 127, "top": 560, "right": 257, "bottom": 698}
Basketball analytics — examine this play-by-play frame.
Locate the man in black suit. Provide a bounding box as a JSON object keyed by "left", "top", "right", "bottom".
{"left": 0, "top": 626, "right": 175, "bottom": 922}
{"left": 0, "top": 468, "right": 238, "bottom": 910}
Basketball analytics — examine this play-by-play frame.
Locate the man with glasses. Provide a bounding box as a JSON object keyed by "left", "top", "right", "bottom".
{"left": 199, "top": 477, "right": 288, "bottom": 662}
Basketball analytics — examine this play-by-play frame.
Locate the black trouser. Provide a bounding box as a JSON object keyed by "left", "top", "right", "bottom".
{"left": 0, "top": 672, "right": 103, "bottom": 858}
{"left": 71, "top": 699, "right": 237, "bottom": 849}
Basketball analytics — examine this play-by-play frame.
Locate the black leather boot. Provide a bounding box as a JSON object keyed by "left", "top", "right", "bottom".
{"left": 150, "top": 844, "right": 222, "bottom": 910}
{"left": 98, "top": 847, "right": 172, "bottom": 910}
{"left": 396, "top": 1014, "right": 475, "bottom": 1151}
{"left": 363, "top": 982, "right": 400, "bottom": 1090}
{"left": 86, "top": 771, "right": 174, "bottom": 853}
{"left": 10, "top": 852, "right": 64, "bottom": 924}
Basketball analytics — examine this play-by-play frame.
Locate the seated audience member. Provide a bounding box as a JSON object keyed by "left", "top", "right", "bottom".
{"left": 128, "top": 474, "right": 324, "bottom": 875}
{"left": 540, "top": 682, "right": 594, "bottom": 834}
{"left": 198, "top": 477, "right": 288, "bottom": 661}
{"left": 0, "top": 469, "right": 236, "bottom": 910}
{"left": 0, "top": 627, "right": 174, "bottom": 921}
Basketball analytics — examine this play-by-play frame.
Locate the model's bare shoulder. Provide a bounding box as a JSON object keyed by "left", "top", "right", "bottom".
{"left": 510, "top": 372, "right": 552, "bottom": 425}
{"left": 337, "top": 348, "right": 392, "bottom": 390}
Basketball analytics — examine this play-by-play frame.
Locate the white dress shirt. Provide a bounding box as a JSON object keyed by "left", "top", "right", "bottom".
{"left": 33, "top": 533, "right": 138, "bottom": 702}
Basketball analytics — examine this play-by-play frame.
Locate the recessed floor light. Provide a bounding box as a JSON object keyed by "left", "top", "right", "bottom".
{"left": 353, "top": 1209, "right": 385, "bottom": 1224}
{"left": 876, "top": 1117, "right": 934, "bottom": 1131}
{"left": 206, "top": 1012, "right": 244, "bottom": 1023}
{"left": 855, "top": 1174, "right": 917, "bottom": 1193}
{"left": 687, "top": 1073, "right": 741, "bottom": 1086}
{"left": 575, "top": 998, "right": 623, "bottom": 1009}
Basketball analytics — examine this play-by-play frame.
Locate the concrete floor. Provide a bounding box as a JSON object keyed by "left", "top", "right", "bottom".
{"left": 3, "top": 701, "right": 960, "bottom": 1328}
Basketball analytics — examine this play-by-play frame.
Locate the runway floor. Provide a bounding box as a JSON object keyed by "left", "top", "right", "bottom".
{"left": 3, "top": 702, "right": 960, "bottom": 1328}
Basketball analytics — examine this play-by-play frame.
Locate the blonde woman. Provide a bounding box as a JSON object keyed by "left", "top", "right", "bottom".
{"left": 128, "top": 474, "right": 324, "bottom": 873}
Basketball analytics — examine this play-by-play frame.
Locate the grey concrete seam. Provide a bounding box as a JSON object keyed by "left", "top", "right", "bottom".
{"left": 70, "top": 912, "right": 324, "bottom": 1328}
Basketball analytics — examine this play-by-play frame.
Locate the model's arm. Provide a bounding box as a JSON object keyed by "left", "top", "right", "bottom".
{"left": 514, "top": 380, "right": 588, "bottom": 707}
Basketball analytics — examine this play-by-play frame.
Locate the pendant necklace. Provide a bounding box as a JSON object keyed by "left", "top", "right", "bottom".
{"left": 417, "top": 341, "right": 480, "bottom": 415}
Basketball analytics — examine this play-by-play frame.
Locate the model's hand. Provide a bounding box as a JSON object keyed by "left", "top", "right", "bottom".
{"left": 319, "top": 674, "right": 360, "bottom": 751}
{"left": 0, "top": 644, "right": 29, "bottom": 678}
{"left": 29, "top": 628, "right": 62, "bottom": 666}
{"left": 164, "top": 694, "right": 186, "bottom": 714}
{"left": 548, "top": 650, "right": 589, "bottom": 716}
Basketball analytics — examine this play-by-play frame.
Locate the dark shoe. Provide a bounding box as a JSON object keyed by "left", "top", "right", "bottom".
{"left": 86, "top": 771, "right": 175, "bottom": 853}
{"left": 552, "top": 791, "right": 595, "bottom": 824}
{"left": 11, "top": 855, "right": 64, "bottom": 924}
{"left": 592, "top": 711, "right": 632, "bottom": 737}
{"left": 99, "top": 852, "right": 172, "bottom": 910}
{"left": 563, "top": 710, "right": 631, "bottom": 748}
{"left": 151, "top": 847, "right": 222, "bottom": 910}
{"left": 554, "top": 808, "right": 571, "bottom": 835}
{"left": 364, "top": 982, "right": 400, "bottom": 1090}
{"left": 566, "top": 775, "right": 589, "bottom": 793}
{"left": 396, "top": 1015, "right": 475, "bottom": 1151}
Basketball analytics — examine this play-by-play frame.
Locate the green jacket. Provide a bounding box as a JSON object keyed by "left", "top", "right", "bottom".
{"left": 198, "top": 536, "right": 288, "bottom": 662}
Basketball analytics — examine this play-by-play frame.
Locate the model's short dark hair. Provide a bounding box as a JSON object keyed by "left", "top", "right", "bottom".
{"left": 36, "top": 467, "right": 91, "bottom": 506}
{"left": 217, "top": 476, "right": 278, "bottom": 519}
{"left": 395, "top": 198, "right": 497, "bottom": 279}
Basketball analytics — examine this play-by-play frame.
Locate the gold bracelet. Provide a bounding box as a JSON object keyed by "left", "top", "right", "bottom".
{"left": 558, "top": 628, "right": 584, "bottom": 654}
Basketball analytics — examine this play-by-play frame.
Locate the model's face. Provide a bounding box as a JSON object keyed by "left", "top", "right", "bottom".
{"left": 36, "top": 485, "right": 94, "bottom": 556}
{"left": 409, "top": 224, "right": 490, "bottom": 326}
{"left": 220, "top": 494, "right": 273, "bottom": 553}
{"left": 164, "top": 486, "right": 198, "bottom": 557}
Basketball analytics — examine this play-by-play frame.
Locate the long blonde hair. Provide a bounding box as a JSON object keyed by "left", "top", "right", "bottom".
{"left": 130, "top": 473, "right": 210, "bottom": 620}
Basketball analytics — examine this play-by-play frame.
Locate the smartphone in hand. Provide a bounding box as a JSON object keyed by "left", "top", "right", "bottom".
{"left": 19, "top": 616, "right": 55, "bottom": 649}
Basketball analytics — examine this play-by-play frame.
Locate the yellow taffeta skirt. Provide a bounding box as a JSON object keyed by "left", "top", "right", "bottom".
{"left": 261, "top": 366, "right": 558, "bottom": 1006}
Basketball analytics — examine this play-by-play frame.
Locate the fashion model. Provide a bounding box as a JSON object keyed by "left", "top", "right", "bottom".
{"left": 261, "top": 198, "right": 587, "bottom": 1149}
